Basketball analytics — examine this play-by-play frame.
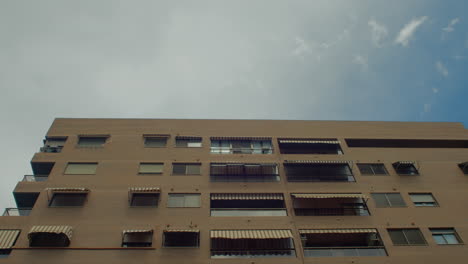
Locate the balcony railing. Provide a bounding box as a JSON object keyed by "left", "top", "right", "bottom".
{"left": 287, "top": 175, "right": 355, "bottom": 182}
{"left": 40, "top": 146, "right": 63, "bottom": 153}
{"left": 3, "top": 208, "right": 32, "bottom": 216}
{"left": 210, "top": 147, "right": 273, "bottom": 154}
{"left": 303, "top": 246, "right": 387, "bottom": 257}
{"left": 211, "top": 249, "right": 295, "bottom": 258}
{"left": 210, "top": 175, "right": 280, "bottom": 182}
{"left": 294, "top": 207, "right": 370, "bottom": 216}
{"left": 211, "top": 208, "right": 287, "bottom": 216}
{"left": 22, "top": 175, "right": 48, "bottom": 182}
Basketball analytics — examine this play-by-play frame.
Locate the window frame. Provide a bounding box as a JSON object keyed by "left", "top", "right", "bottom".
{"left": 144, "top": 136, "right": 168, "bottom": 148}
{"left": 430, "top": 228, "right": 463, "bottom": 245}
{"left": 393, "top": 163, "right": 419, "bottom": 175}
{"left": 172, "top": 163, "right": 202, "bottom": 175}
{"left": 64, "top": 162, "right": 98, "bottom": 175}
{"left": 357, "top": 163, "right": 389, "bottom": 176}
{"left": 409, "top": 193, "right": 439, "bottom": 207}
{"left": 167, "top": 193, "right": 201, "bottom": 208}
{"left": 387, "top": 228, "right": 427, "bottom": 246}
{"left": 138, "top": 163, "right": 164, "bottom": 175}
{"left": 371, "top": 193, "right": 407, "bottom": 208}
{"left": 77, "top": 136, "right": 108, "bottom": 147}
{"left": 48, "top": 192, "right": 88, "bottom": 207}
{"left": 163, "top": 231, "right": 200, "bottom": 248}
{"left": 121, "top": 232, "right": 153, "bottom": 248}
{"left": 175, "top": 137, "right": 203, "bottom": 148}
{"left": 130, "top": 193, "right": 160, "bottom": 207}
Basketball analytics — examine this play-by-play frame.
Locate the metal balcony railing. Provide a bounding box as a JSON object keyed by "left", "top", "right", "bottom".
{"left": 210, "top": 175, "right": 280, "bottom": 182}
{"left": 22, "top": 175, "right": 48, "bottom": 182}
{"left": 40, "top": 146, "right": 63, "bottom": 153}
{"left": 211, "top": 208, "right": 287, "bottom": 216}
{"left": 211, "top": 249, "right": 295, "bottom": 258}
{"left": 210, "top": 147, "right": 273, "bottom": 154}
{"left": 3, "top": 208, "right": 32, "bottom": 216}
{"left": 287, "top": 175, "right": 355, "bottom": 182}
{"left": 303, "top": 246, "right": 387, "bottom": 257}
{"left": 294, "top": 207, "right": 370, "bottom": 216}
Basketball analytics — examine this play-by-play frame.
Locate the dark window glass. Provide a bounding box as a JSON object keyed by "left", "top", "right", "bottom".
{"left": 78, "top": 137, "right": 107, "bottom": 147}
{"left": 122, "top": 232, "right": 153, "bottom": 247}
{"left": 164, "top": 232, "right": 200, "bottom": 247}
{"left": 144, "top": 137, "right": 167, "bottom": 147}
{"left": 49, "top": 193, "right": 87, "bottom": 207}
{"left": 358, "top": 164, "right": 388, "bottom": 175}
{"left": 131, "top": 193, "right": 159, "bottom": 207}
{"left": 388, "top": 229, "right": 426, "bottom": 245}
{"left": 371, "top": 193, "right": 406, "bottom": 207}
{"left": 176, "top": 138, "right": 202, "bottom": 147}
{"left": 394, "top": 164, "right": 419, "bottom": 175}
{"left": 430, "top": 228, "right": 462, "bottom": 245}
{"left": 172, "top": 164, "right": 201, "bottom": 175}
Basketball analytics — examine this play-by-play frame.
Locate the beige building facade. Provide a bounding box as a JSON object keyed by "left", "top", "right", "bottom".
{"left": 1, "top": 118, "right": 468, "bottom": 263}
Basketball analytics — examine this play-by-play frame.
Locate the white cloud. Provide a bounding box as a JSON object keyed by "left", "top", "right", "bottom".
{"left": 353, "top": 54, "right": 368, "bottom": 71}
{"left": 443, "top": 18, "right": 460, "bottom": 32}
{"left": 395, "top": 16, "right": 428, "bottom": 46}
{"left": 368, "top": 19, "right": 388, "bottom": 47}
{"left": 424, "top": 103, "right": 431, "bottom": 113}
{"left": 292, "top": 37, "right": 312, "bottom": 59}
{"left": 432, "top": 87, "right": 439, "bottom": 94}
{"left": 435, "top": 61, "right": 448, "bottom": 77}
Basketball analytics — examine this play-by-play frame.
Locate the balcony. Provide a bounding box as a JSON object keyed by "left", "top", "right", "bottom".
{"left": 211, "top": 208, "right": 287, "bottom": 216}
{"left": 285, "top": 161, "right": 355, "bottom": 182}
{"left": 210, "top": 163, "right": 280, "bottom": 182}
{"left": 210, "top": 139, "right": 273, "bottom": 154}
{"left": 211, "top": 249, "right": 295, "bottom": 258}
{"left": 292, "top": 194, "right": 370, "bottom": 216}
{"left": 40, "top": 137, "right": 66, "bottom": 153}
{"left": 211, "top": 193, "right": 287, "bottom": 217}
{"left": 278, "top": 139, "right": 343, "bottom": 154}
{"left": 22, "top": 175, "right": 48, "bottom": 182}
{"left": 300, "top": 229, "right": 387, "bottom": 258}
{"left": 303, "top": 246, "right": 386, "bottom": 257}
{"left": 2, "top": 208, "right": 32, "bottom": 216}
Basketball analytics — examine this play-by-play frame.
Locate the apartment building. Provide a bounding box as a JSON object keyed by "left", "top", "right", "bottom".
{"left": 1, "top": 118, "right": 468, "bottom": 264}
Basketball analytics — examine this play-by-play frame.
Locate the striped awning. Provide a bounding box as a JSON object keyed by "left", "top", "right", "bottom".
{"left": 0, "top": 230, "right": 20, "bottom": 249}
{"left": 176, "top": 136, "right": 202, "bottom": 140}
{"left": 28, "top": 226, "right": 73, "bottom": 240}
{"left": 164, "top": 229, "right": 200, "bottom": 233}
{"left": 284, "top": 160, "right": 351, "bottom": 164}
{"left": 122, "top": 229, "right": 153, "bottom": 235}
{"left": 143, "top": 134, "right": 170, "bottom": 137}
{"left": 129, "top": 187, "right": 161, "bottom": 193}
{"left": 211, "top": 230, "right": 293, "bottom": 239}
{"left": 46, "top": 187, "right": 89, "bottom": 193}
{"left": 291, "top": 193, "right": 368, "bottom": 199}
{"left": 211, "top": 162, "right": 276, "bottom": 165}
{"left": 211, "top": 193, "right": 284, "bottom": 200}
{"left": 279, "top": 139, "right": 340, "bottom": 144}
{"left": 299, "top": 229, "right": 377, "bottom": 234}
{"left": 210, "top": 136, "right": 271, "bottom": 140}
{"left": 393, "top": 161, "right": 416, "bottom": 166}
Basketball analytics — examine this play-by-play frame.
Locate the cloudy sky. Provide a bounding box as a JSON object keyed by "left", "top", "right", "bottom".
{"left": 0, "top": 0, "right": 467, "bottom": 209}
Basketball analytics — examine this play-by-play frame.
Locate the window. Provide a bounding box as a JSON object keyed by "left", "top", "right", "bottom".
{"left": 388, "top": 229, "right": 427, "bottom": 245}
{"left": 430, "top": 228, "right": 462, "bottom": 245}
{"left": 278, "top": 139, "right": 343, "bottom": 154}
{"left": 144, "top": 136, "right": 168, "bottom": 147}
{"left": 285, "top": 162, "right": 355, "bottom": 182}
{"left": 138, "top": 163, "right": 163, "bottom": 174}
{"left": 371, "top": 193, "right": 406, "bottom": 207}
{"left": 409, "top": 193, "right": 438, "bottom": 207}
{"left": 28, "top": 226, "right": 72, "bottom": 247}
{"left": 167, "top": 194, "right": 200, "bottom": 208}
{"left": 210, "top": 139, "right": 273, "bottom": 154}
{"left": 393, "top": 162, "right": 419, "bottom": 175}
{"left": 64, "top": 163, "right": 97, "bottom": 175}
{"left": 357, "top": 164, "right": 388, "bottom": 175}
{"left": 164, "top": 231, "right": 200, "bottom": 247}
{"left": 172, "top": 163, "right": 201, "bottom": 175}
{"left": 122, "top": 230, "right": 153, "bottom": 247}
{"left": 49, "top": 193, "right": 87, "bottom": 207}
{"left": 77, "top": 136, "right": 107, "bottom": 147}
{"left": 176, "top": 137, "right": 202, "bottom": 147}
{"left": 130, "top": 193, "right": 160, "bottom": 207}
{"left": 291, "top": 193, "right": 370, "bottom": 216}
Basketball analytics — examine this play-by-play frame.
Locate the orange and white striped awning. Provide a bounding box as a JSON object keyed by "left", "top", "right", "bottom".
{"left": 299, "top": 229, "right": 377, "bottom": 234}
{"left": 211, "top": 230, "right": 293, "bottom": 239}
{"left": 211, "top": 193, "right": 283, "bottom": 200}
